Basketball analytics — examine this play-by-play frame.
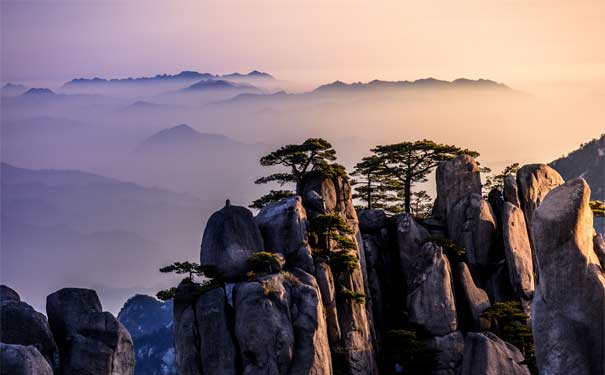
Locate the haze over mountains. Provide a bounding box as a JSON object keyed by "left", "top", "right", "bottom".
{"left": 1, "top": 69, "right": 602, "bottom": 313}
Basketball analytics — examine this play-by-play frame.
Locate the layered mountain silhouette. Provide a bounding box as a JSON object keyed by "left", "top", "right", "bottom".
{"left": 314, "top": 77, "right": 509, "bottom": 93}
{"left": 1, "top": 162, "right": 207, "bottom": 313}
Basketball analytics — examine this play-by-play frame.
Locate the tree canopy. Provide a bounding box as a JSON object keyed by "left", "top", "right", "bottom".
{"left": 253, "top": 138, "right": 345, "bottom": 208}
{"left": 590, "top": 200, "right": 605, "bottom": 217}
{"left": 370, "top": 140, "right": 479, "bottom": 213}
{"left": 351, "top": 155, "right": 402, "bottom": 213}
{"left": 483, "top": 163, "right": 520, "bottom": 194}
{"left": 159, "top": 261, "right": 205, "bottom": 281}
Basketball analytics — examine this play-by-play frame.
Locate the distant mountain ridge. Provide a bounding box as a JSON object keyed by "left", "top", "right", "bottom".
{"left": 314, "top": 77, "right": 509, "bottom": 92}
{"left": 63, "top": 70, "right": 274, "bottom": 88}
{"left": 135, "top": 124, "right": 238, "bottom": 153}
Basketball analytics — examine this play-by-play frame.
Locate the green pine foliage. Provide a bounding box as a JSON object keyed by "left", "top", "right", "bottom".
{"left": 249, "top": 190, "right": 295, "bottom": 209}
{"left": 481, "top": 302, "right": 537, "bottom": 375}
{"left": 247, "top": 252, "right": 283, "bottom": 275}
{"left": 340, "top": 289, "right": 365, "bottom": 304}
{"left": 483, "top": 163, "right": 520, "bottom": 195}
{"left": 590, "top": 200, "right": 605, "bottom": 217}
{"left": 330, "top": 250, "right": 359, "bottom": 275}
{"left": 424, "top": 237, "right": 466, "bottom": 262}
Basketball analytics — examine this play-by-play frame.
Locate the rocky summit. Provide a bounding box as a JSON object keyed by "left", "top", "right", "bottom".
{"left": 2, "top": 155, "right": 603, "bottom": 375}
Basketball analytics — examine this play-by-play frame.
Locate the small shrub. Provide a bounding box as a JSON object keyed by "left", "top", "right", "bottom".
{"left": 424, "top": 237, "right": 466, "bottom": 262}
{"left": 156, "top": 287, "right": 177, "bottom": 301}
{"left": 330, "top": 251, "right": 359, "bottom": 275}
{"left": 340, "top": 289, "right": 365, "bottom": 304}
{"left": 590, "top": 200, "right": 605, "bottom": 217}
{"left": 247, "top": 252, "right": 282, "bottom": 275}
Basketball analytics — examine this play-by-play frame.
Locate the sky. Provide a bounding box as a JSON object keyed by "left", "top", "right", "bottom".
{"left": 2, "top": 0, "right": 605, "bottom": 92}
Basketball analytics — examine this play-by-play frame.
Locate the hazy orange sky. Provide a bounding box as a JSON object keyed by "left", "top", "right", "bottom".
{"left": 2, "top": 0, "right": 605, "bottom": 92}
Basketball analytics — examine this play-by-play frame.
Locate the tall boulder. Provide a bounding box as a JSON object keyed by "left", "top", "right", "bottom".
{"left": 516, "top": 164, "right": 564, "bottom": 227}
{"left": 406, "top": 243, "right": 458, "bottom": 336}
{"left": 501, "top": 203, "right": 534, "bottom": 301}
{"left": 531, "top": 179, "right": 605, "bottom": 375}
{"left": 172, "top": 281, "right": 202, "bottom": 375}
{"left": 200, "top": 202, "right": 264, "bottom": 279}
{"left": 233, "top": 271, "right": 332, "bottom": 375}
{"left": 0, "top": 287, "right": 58, "bottom": 369}
{"left": 434, "top": 154, "right": 483, "bottom": 221}
{"left": 448, "top": 193, "right": 498, "bottom": 269}
{"left": 46, "top": 288, "right": 134, "bottom": 375}
{"left": 503, "top": 175, "right": 521, "bottom": 207}
{"left": 396, "top": 213, "right": 430, "bottom": 278}
{"left": 256, "top": 196, "right": 314, "bottom": 273}
{"left": 454, "top": 262, "right": 490, "bottom": 331}
{"left": 301, "top": 171, "right": 378, "bottom": 375}
{"left": 461, "top": 332, "right": 530, "bottom": 375}
{"left": 423, "top": 331, "right": 465, "bottom": 375}
{"left": 196, "top": 287, "right": 238, "bottom": 375}
{"left": 0, "top": 343, "right": 54, "bottom": 375}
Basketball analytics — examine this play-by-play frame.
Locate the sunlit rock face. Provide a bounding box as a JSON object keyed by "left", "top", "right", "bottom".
{"left": 531, "top": 179, "right": 605, "bottom": 375}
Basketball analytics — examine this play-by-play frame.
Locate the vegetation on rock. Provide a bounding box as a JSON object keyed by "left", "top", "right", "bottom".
{"left": 591, "top": 200, "right": 605, "bottom": 217}
{"left": 481, "top": 301, "right": 537, "bottom": 374}
{"left": 247, "top": 251, "right": 283, "bottom": 275}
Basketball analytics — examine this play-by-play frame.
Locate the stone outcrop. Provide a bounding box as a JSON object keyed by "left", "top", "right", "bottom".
{"left": 196, "top": 287, "right": 238, "bottom": 375}
{"left": 200, "top": 202, "right": 264, "bottom": 279}
{"left": 256, "top": 196, "right": 314, "bottom": 273}
{"left": 0, "top": 343, "right": 54, "bottom": 375}
{"left": 423, "top": 331, "right": 465, "bottom": 375}
{"left": 501, "top": 203, "right": 534, "bottom": 301}
{"left": 406, "top": 243, "right": 458, "bottom": 336}
{"left": 434, "top": 154, "right": 482, "bottom": 221}
{"left": 0, "top": 288, "right": 59, "bottom": 369}
{"left": 455, "top": 262, "right": 490, "bottom": 331}
{"left": 461, "top": 332, "right": 530, "bottom": 375}
{"left": 47, "top": 288, "right": 134, "bottom": 375}
{"left": 516, "top": 164, "right": 564, "bottom": 228}
{"left": 531, "top": 179, "right": 605, "bottom": 375}
{"left": 0, "top": 285, "right": 20, "bottom": 302}
{"left": 594, "top": 233, "right": 605, "bottom": 269}
{"left": 503, "top": 175, "right": 521, "bottom": 207}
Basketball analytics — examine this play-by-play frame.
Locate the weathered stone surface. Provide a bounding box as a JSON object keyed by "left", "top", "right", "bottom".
{"left": 234, "top": 277, "right": 277, "bottom": 374}
{"left": 455, "top": 262, "right": 490, "bottom": 331}
{"left": 47, "top": 288, "right": 134, "bottom": 375}
{"left": 502, "top": 203, "right": 534, "bottom": 300}
{"left": 256, "top": 196, "right": 314, "bottom": 273}
{"left": 200, "top": 203, "right": 264, "bottom": 279}
{"left": 423, "top": 331, "right": 465, "bottom": 375}
{"left": 0, "top": 343, "right": 54, "bottom": 375}
{"left": 407, "top": 243, "right": 458, "bottom": 336}
{"left": 448, "top": 193, "right": 498, "bottom": 268}
{"left": 287, "top": 268, "right": 333, "bottom": 375}
{"left": 396, "top": 213, "right": 430, "bottom": 279}
{"left": 461, "top": 332, "right": 530, "bottom": 375}
{"left": 0, "top": 298, "right": 58, "bottom": 369}
{"left": 358, "top": 209, "right": 389, "bottom": 233}
{"left": 173, "top": 302, "right": 201, "bottom": 375}
{"left": 0, "top": 284, "right": 20, "bottom": 302}
{"left": 594, "top": 233, "right": 605, "bottom": 269}
{"left": 531, "top": 179, "right": 605, "bottom": 375}
{"left": 195, "top": 287, "right": 238, "bottom": 375}
{"left": 504, "top": 175, "right": 521, "bottom": 207}
{"left": 434, "top": 154, "right": 482, "bottom": 220}
{"left": 484, "top": 260, "right": 516, "bottom": 304}
{"left": 301, "top": 171, "right": 378, "bottom": 375}
{"left": 516, "top": 164, "right": 564, "bottom": 226}
{"left": 314, "top": 259, "right": 341, "bottom": 346}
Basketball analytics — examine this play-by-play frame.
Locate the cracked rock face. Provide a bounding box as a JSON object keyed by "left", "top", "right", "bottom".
{"left": 531, "top": 179, "right": 605, "bottom": 375}
{"left": 0, "top": 343, "right": 54, "bottom": 375}
{"left": 256, "top": 196, "right": 314, "bottom": 273}
{"left": 516, "top": 164, "right": 564, "bottom": 228}
{"left": 461, "top": 332, "right": 530, "bottom": 375}
{"left": 200, "top": 204, "right": 264, "bottom": 280}
{"left": 406, "top": 243, "right": 458, "bottom": 336}
{"left": 46, "top": 288, "right": 134, "bottom": 375}
{"left": 501, "top": 203, "right": 534, "bottom": 301}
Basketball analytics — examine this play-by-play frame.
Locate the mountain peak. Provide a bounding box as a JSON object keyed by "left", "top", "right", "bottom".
{"left": 22, "top": 88, "right": 56, "bottom": 96}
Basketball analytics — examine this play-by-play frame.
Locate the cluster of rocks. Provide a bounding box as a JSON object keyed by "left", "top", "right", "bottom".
{"left": 173, "top": 154, "right": 604, "bottom": 375}
{"left": 174, "top": 171, "right": 377, "bottom": 375}
{"left": 0, "top": 286, "right": 134, "bottom": 375}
